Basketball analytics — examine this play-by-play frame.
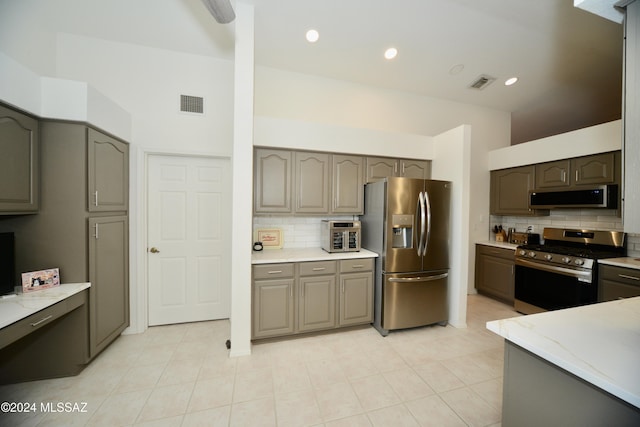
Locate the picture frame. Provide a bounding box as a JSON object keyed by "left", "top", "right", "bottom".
{"left": 255, "top": 228, "right": 283, "bottom": 249}
{"left": 21, "top": 268, "right": 61, "bottom": 293}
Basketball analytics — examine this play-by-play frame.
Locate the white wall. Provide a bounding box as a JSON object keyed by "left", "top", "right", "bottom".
{"left": 432, "top": 125, "right": 472, "bottom": 327}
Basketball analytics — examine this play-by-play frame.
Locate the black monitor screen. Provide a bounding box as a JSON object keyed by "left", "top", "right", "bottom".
{"left": 0, "top": 232, "right": 16, "bottom": 296}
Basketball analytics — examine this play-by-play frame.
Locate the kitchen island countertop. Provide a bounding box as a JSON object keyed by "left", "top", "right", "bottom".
{"left": 487, "top": 297, "right": 640, "bottom": 408}
{"left": 599, "top": 257, "right": 640, "bottom": 270}
{"left": 251, "top": 247, "right": 378, "bottom": 264}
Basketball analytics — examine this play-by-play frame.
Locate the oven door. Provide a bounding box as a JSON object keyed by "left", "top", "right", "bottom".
{"left": 514, "top": 258, "right": 597, "bottom": 314}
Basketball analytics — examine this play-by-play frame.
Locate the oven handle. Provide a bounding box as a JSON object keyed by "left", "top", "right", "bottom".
{"left": 515, "top": 258, "right": 593, "bottom": 282}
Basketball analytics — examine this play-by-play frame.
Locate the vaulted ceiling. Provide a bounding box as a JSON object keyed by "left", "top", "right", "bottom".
{"left": 0, "top": 0, "right": 623, "bottom": 144}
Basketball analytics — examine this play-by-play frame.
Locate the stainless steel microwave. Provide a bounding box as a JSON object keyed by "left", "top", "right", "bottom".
{"left": 529, "top": 185, "right": 618, "bottom": 209}
{"left": 321, "top": 220, "right": 361, "bottom": 253}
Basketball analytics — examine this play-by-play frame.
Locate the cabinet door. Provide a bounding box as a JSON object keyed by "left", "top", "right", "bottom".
{"left": 332, "top": 155, "right": 364, "bottom": 214}
{"left": 400, "top": 159, "right": 431, "bottom": 180}
{"left": 475, "top": 246, "right": 515, "bottom": 304}
{"left": 536, "top": 160, "right": 571, "bottom": 188}
{"left": 365, "top": 157, "right": 397, "bottom": 183}
{"left": 339, "top": 272, "right": 373, "bottom": 326}
{"left": 573, "top": 152, "right": 615, "bottom": 186}
{"left": 298, "top": 275, "right": 336, "bottom": 332}
{"left": 0, "top": 105, "right": 39, "bottom": 213}
{"left": 88, "top": 216, "right": 129, "bottom": 358}
{"left": 490, "top": 165, "right": 545, "bottom": 216}
{"left": 88, "top": 128, "right": 129, "bottom": 212}
{"left": 252, "top": 279, "right": 295, "bottom": 338}
{"left": 254, "top": 149, "right": 292, "bottom": 213}
{"left": 294, "top": 152, "right": 330, "bottom": 213}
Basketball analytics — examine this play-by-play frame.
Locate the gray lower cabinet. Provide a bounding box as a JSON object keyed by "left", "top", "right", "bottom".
{"left": 298, "top": 261, "right": 337, "bottom": 332}
{"left": 251, "top": 258, "right": 374, "bottom": 339}
{"left": 252, "top": 263, "right": 295, "bottom": 339}
{"left": 0, "top": 104, "right": 39, "bottom": 214}
{"left": 598, "top": 264, "right": 640, "bottom": 302}
{"left": 88, "top": 216, "right": 129, "bottom": 358}
{"left": 475, "top": 244, "right": 515, "bottom": 304}
{"left": 0, "top": 120, "right": 129, "bottom": 361}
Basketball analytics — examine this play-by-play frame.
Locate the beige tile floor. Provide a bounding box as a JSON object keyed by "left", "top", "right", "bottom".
{"left": 0, "top": 294, "right": 519, "bottom": 427}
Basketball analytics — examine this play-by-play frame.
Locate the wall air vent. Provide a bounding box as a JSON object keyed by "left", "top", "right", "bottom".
{"left": 180, "top": 94, "right": 204, "bottom": 114}
{"left": 469, "top": 75, "right": 496, "bottom": 90}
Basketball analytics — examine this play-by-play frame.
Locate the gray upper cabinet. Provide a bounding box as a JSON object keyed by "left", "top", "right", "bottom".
{"left": 254, "top": 148, "right": 292, "bottom": 214}
{"left": 535, "top": 152, "right": 618, "bottom": 190}
{"left": 573, "top": 152, "right": 616, "bottom": 186}
{"left": 491, "top": 165, "right": 547, "bottom": 216}
{"left": 365, "top": 157, "right": 431, "bottom": 183}
{"left": 536, "top": 159, "right": 571, "bottom": 188}
{"left": 88, "top": 129, "right": 129, "bottom": 212}
{"left": 0, "top": 104, "right": 39, "bottom": 214}
{"left": 332, "top": 155, "right": 364, "bottom": 214}
{"left": 366, "top": 157, "right": 397, "bottom": 182}
{"left": 294, "top": 151, "right": 330, "bottom": 214}
{"left": 0, "top": 120, "right": 130, "bottom": 362}
{"left": 399, "top": 159, "right": 431, "bottom": 180}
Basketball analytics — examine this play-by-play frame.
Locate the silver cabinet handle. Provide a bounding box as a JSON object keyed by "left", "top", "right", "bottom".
{"left": 618, "top": 274, "right": 640, "bottom": 281}
{"left": 94, "top": 190, "right": 99, "bottom": 206}
{"left": 94, "top": 223, "right": 99, "bottom": 239}
{"left": 312, "top": 267, "right": 326, "bottom": 271}
{"left": 268, "top": 270, "right": 283, "bottom": 274}
{"left": 351, "top": 264, "right": 364, "bottom": 269}
{"left": 31, "top": 315, "right": 53, "bottom": 327}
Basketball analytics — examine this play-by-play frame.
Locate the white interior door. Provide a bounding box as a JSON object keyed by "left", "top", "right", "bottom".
{"left": 147, "top": 155, "right": 231, "bottom": 326}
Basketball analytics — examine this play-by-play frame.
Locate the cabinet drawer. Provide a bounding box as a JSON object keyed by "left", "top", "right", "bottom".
{"left": 340, "top": 258, "right": 374, "bottom": 273}
{"left": 299, "top": 261, "right": 337, "bottom": 276}
{"left": 253, "top": 263, "right": 295, "bottom": 280}
{"left": 476, "top": 244, "right": 515, "bottom": 261}
{"left": 599, "top": 265, "right": 640, "bottom": 286}
{"left": 0, "top": 290, "right": 86, "bottom": 350}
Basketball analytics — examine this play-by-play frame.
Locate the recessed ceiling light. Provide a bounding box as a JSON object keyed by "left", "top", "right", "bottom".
{"left": 305, "top": 29, "right": 319, "bottom": 43}
{"left": 505, "top": 77, "right": 519, "bottom": 86}
{"left": 384, "top": 47, "right": 398, "bottom": 60}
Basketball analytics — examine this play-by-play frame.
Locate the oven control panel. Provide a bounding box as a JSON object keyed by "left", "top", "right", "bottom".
{"left": 516, "top": 249, "right": 594, "bottom": 270}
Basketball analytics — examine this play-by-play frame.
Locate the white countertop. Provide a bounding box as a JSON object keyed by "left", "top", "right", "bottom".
{"left": 487, "top": 297, "right": 640, "bottom": 408}
{"left": 0, "top": 283, "right": 91, "bottom": 329}
{"left": 252, "top": 248, "right": 379, "bottom": 264}
{"left": 476, "top": 241, "right": 518, "bottom": 250}
{"left": 599, "top": 257, "right": 640, "bottom": 270}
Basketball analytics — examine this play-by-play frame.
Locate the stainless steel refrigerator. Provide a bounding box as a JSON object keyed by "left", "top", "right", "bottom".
{"left": 361, "top": 177, "right": 451, "bottom": 336}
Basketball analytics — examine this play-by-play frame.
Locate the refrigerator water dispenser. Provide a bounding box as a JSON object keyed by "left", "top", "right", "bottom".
{"left": 391, "top": 214, "right": 413, "bottom": 248}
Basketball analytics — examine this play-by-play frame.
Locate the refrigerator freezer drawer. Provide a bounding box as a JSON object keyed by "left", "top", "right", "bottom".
{"left": 382, "top": 271, "right": 448, "bottom": 330}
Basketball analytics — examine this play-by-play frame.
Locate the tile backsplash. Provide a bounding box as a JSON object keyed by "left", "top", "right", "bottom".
{"left": 490, "top": 209, "right": 640, "bottom": 257}
{"left": 253, "top": 215, "right": 359, "bottom": 249}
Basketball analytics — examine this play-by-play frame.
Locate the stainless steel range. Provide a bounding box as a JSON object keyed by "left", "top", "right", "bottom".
{"left": 514, "top": 228, "right": 626, "bottom": 314}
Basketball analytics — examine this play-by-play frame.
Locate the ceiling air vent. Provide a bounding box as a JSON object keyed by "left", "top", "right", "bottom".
{"left": 180, "top": 94, "right": 204, "bottom": 114}
{"left": 469, "top": 75, "right": 496, "bottom": 90}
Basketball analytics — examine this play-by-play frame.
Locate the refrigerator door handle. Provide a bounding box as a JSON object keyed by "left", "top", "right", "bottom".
{"left": 388, "top": 272, "right": 449, "bottom": 283}
{"left": 423, "top": 189, "right": 432, "bottom": 255}
{"left": 416, "top": 191, "right": 426, "bottom": 256}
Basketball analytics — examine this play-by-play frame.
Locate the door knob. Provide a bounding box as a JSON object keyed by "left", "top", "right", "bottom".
{"left": 149, "top": 247, "right": 160, "bottom": 253}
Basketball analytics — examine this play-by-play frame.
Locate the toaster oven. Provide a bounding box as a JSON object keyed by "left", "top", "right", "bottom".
{"left": 321, "top": 220, "right": 361, "bottom": 253}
